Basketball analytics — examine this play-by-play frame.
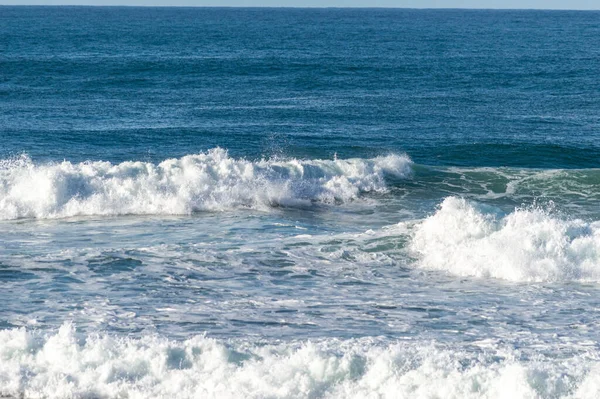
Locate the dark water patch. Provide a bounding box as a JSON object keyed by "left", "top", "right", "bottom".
{"left": 87, "top": 256, "right": 143, "bottom": 275}
{"left": 0, "top": 267, "right": 38, "bottom": 282}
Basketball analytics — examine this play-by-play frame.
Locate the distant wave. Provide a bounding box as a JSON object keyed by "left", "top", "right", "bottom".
{"left": 1, "top": 323, "right": 599, "bottom": 399}
{"left": 0, "top": 149, "right": 412, "bottom": 220}
{"left": 410, "top": 196, "right": 600, "bottom": 282}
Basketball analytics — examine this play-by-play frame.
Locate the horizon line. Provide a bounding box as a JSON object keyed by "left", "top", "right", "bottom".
{"left": 1, "top": 4, "right": 599, "bottom": 10}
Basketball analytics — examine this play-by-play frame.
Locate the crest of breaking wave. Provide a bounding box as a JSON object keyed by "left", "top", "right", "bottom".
{"left": 410, "top": 196, "right": 600, "bottom": 282}
{"left": 1, "top": 322, "right": 600, "bottom": 399}
{"left": 0, "top": 149, "right": 412, "bottom": 220}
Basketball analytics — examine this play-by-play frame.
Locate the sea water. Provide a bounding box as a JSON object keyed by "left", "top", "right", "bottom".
{"left": 2, "top": 7, "right": 600, "bottom": 398}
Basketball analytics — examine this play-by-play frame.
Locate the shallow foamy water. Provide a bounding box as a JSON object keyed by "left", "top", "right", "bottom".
{"left": 3, "top": 153, "right": 600, "bottom": 397}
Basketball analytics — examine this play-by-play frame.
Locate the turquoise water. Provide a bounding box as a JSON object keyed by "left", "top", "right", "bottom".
{"left": 2, "top": 7, "right": 600, "bottom": 398}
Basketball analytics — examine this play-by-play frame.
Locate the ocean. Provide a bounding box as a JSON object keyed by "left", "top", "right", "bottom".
{"left": 1, "top": 6, "right": 600, "bottom": 398}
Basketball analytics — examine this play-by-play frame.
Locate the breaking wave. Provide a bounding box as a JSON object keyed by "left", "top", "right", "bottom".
{"left": 0, "top": 149, "right": 412, "bottom": 220}
{"left": 1, "top": 323, "right": 600, "bottom": 399}
{"left": 410, "top": 197, "right": 600, "bottom": 282}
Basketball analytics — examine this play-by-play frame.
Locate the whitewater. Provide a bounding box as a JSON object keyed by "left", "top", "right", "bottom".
{"left": 3, "top": 323, "right": 600, "bottom": 399}
{"left": 3, "top": 151, "right": 600, "bottom": 398}
{"left": 0, "top": 149, "right": 412, "bottom": 220}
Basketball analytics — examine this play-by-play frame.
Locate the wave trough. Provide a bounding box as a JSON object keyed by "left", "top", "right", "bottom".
{"left": 0, "top": 149, "right": 412, "bottom": 220}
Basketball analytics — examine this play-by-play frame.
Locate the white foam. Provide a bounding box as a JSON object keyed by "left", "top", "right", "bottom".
{"left": 410, "top": 197, "right": 600, "bottom": 282}
{"left": 0, "top": 149, "right": 412, "bottom": 220}
{"left": 0, "top": 323, "right": 598, "bottom": 399}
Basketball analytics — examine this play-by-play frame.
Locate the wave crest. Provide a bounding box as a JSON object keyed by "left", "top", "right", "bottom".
{"left": 410, "top": 197, "right": 600, "bottom": 282}
{"left": 0, "top": 149, "right": 412, "bottom": 220}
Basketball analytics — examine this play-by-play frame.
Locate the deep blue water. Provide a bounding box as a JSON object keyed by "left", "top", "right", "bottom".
{"left": 2, "top": 7, "right": 600, "bottom": 167}
{"left": 2, "top": 7, "right": 600, "bottom": 398}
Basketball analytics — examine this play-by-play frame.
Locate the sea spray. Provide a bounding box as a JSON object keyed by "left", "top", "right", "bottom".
{"left": 410, "top": 197, "right": 600, "bottom": 282}
{"left": 0, "top": 149, "right": 412, "bottom": 220}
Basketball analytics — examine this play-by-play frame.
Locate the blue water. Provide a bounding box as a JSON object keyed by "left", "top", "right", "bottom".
{"left": 2, "top": 7, "right": 600, "bottom": 398}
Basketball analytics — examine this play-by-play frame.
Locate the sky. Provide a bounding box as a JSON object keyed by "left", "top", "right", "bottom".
{"left": 1, "top": 0, "right": 599, "bottom": 9}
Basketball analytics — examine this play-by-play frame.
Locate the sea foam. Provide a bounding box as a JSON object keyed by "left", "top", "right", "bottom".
{"left": 410, "top": 197, "right": 600, "bottom": 282}
{"left": 1, "top": 323, "right": 598, "bottom": 399}
{"left": 0, "top": 149, "right": 412, "bottom": 220}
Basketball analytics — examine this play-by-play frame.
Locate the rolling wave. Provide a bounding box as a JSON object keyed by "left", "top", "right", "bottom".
{"left": 0, "top": 149, "right": 411, "bottom": 220}
{"left": 3, "top": 147, "right": 600, "bottom": 222}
